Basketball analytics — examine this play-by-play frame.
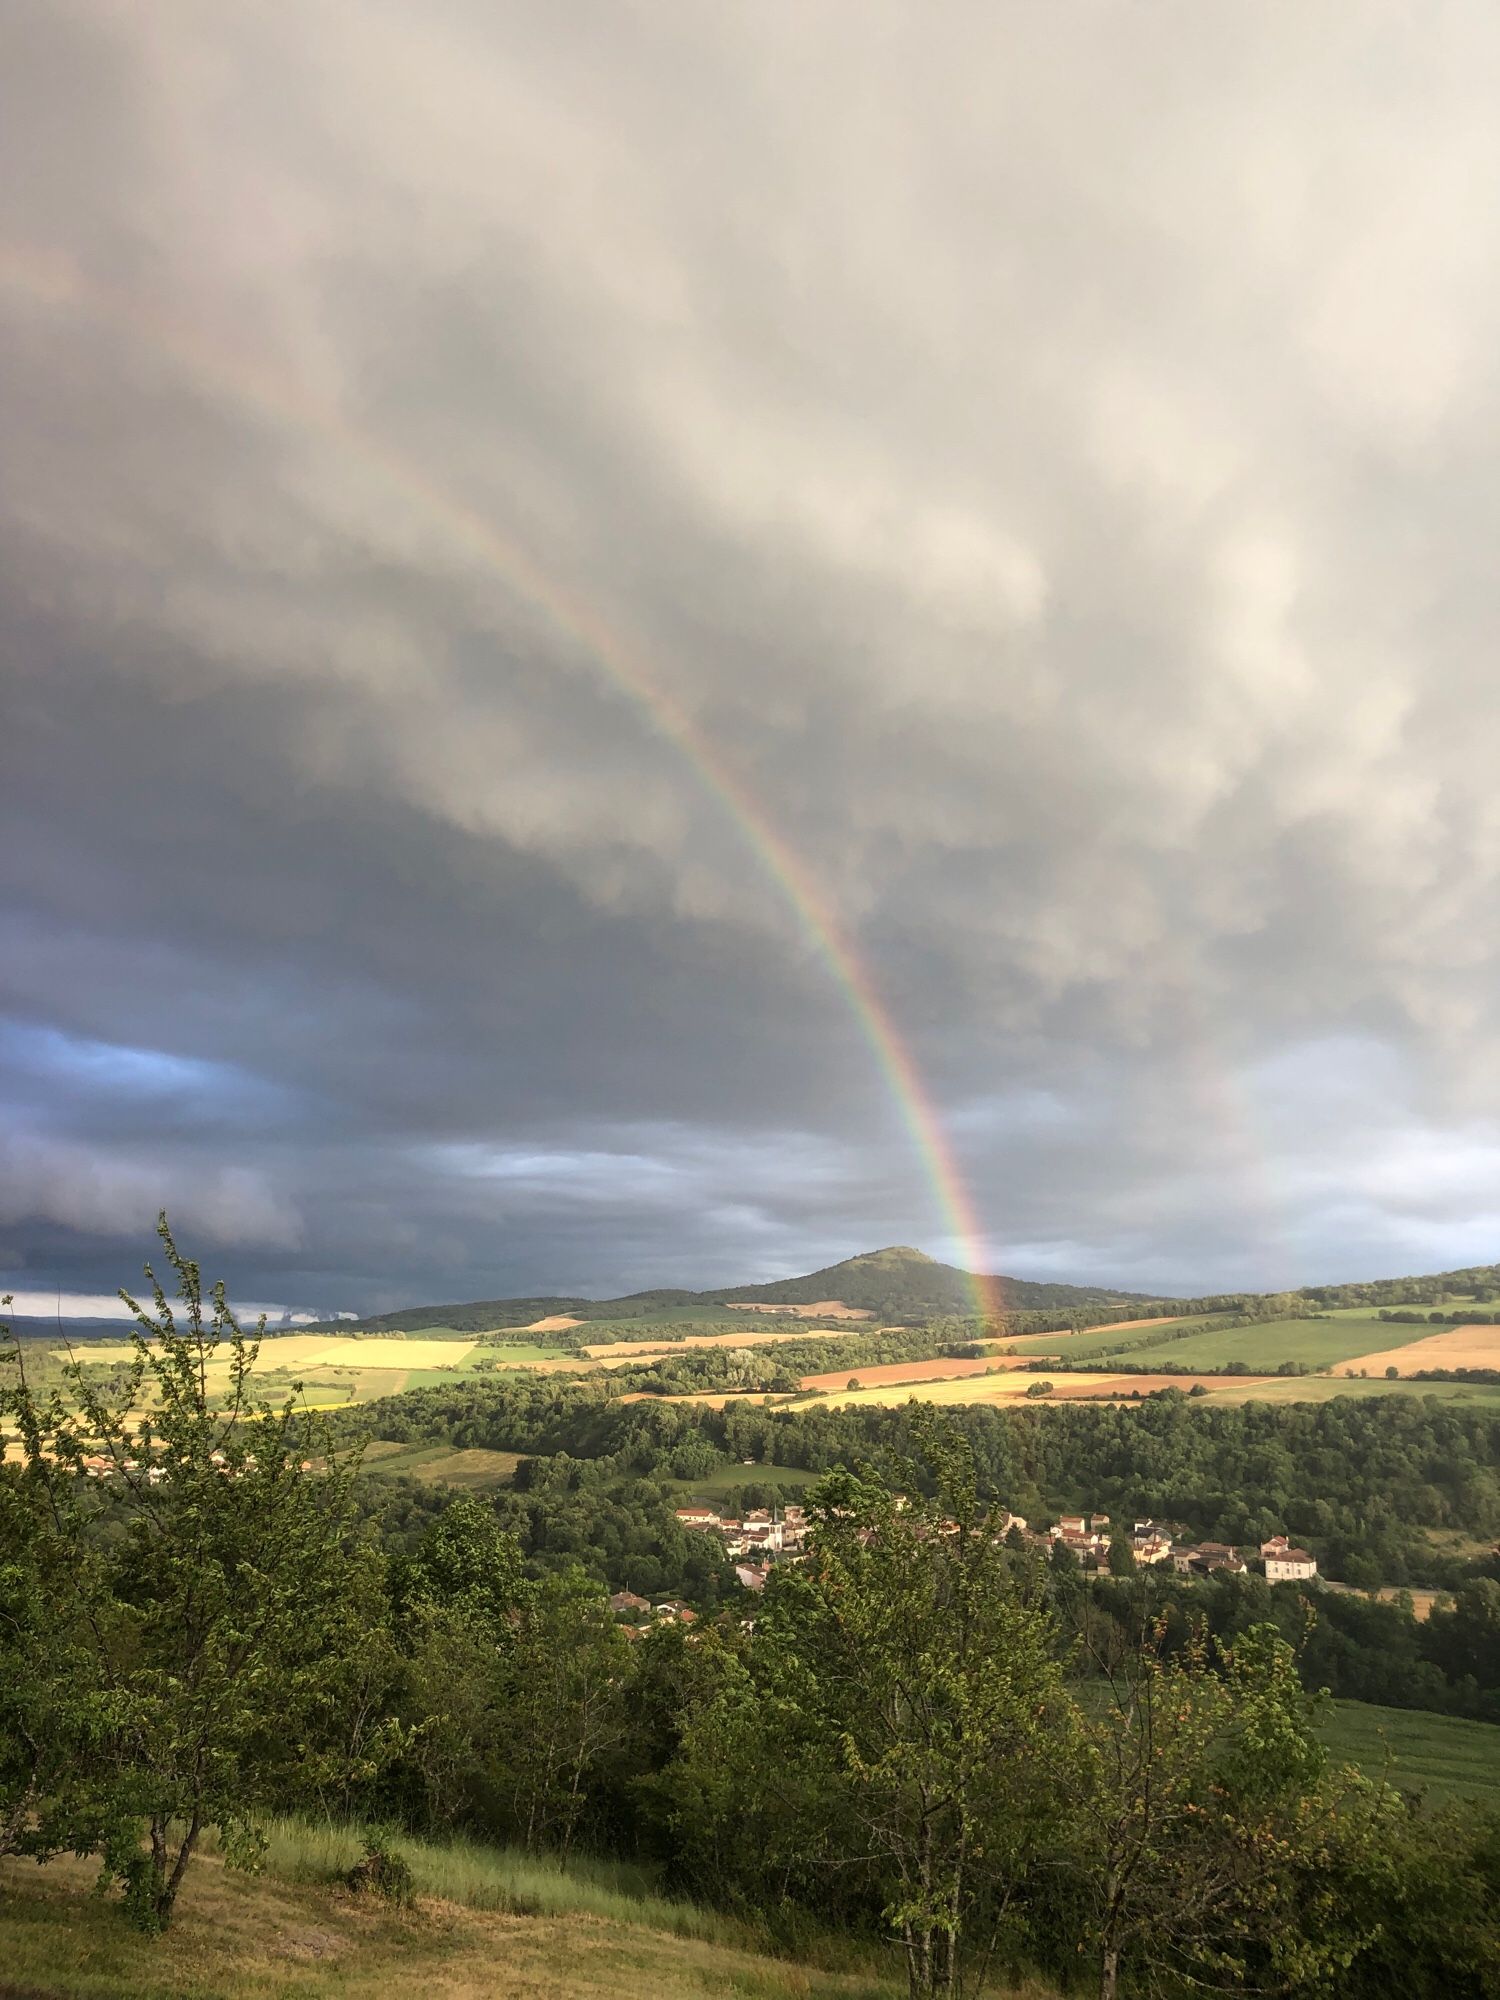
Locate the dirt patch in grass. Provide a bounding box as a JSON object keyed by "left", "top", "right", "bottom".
{"left": 521, "top": 1314, "right": 584, "bottom": 1332}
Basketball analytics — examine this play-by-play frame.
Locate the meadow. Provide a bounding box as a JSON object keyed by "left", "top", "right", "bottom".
{"left": 1319, "top": 1700, "right": 1500, "bottom": 1808}
{"left": 662, "top": 1459, "right": 816, "bottom": 1500}
{"left": 25, "top": 1297, "right": 1500, "bottom": 1449}
{"left": 1099, "top": 1317, "right": 1415, "bottom": 1374}
{"left": 39, "top": 1330, "right": 578, "bottom": 1415}
{"left": 994, "top": 1314, "right": 1219, "bottom": 1358}
{"left": 1202, "top": 1374, "right": 1500, "bottom": 1408}
{"left": 0, "top": 1836, "right": 915, "bottom": 2000}
{"left": 358, "top": 1439, "right": 523, "bottom": 1489}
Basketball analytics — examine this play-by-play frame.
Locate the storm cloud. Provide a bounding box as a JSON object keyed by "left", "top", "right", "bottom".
{"left": 5, "top": 3, "right": 1500, "bottom": 1313}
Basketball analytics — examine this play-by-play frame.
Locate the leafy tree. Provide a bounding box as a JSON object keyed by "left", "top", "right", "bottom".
{"left": 398, "top": 1492, "right": 524, "bottom": 1627}
{"left": 758, "top": 1437, "right": 1074, "bottom": 1998}
{"left": 1059, "top": 1616, "right": 1385, "bottom": 2000}
{"left": 0, "top": 1448, "right": 96, "bottom": 1860}
{"left": 497, "top": 1568, "right": 635, "bottom": 1858}
{"left": 0, "top": 1219, "right": 395, "bottom": 1930}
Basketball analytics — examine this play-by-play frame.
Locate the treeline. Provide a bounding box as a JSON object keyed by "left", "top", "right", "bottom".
{"left": 359, "top": 1467, "right": 739, "bottom": 1606}
{"left": 1380, "top": 1307, "right": 1500, "bottom": 1325}
{"left": 1300, "top": 1263, "right": 1500, "bottom": 1309}
{"left": 352, "top": 1375, "right": 1500, "bottom": 1589}
{"left": 1064, "top": 1565, "right": 1500, "bottom": 1726}
{"left": 596, "top": 1322, "right": 975, "bottom": 1394}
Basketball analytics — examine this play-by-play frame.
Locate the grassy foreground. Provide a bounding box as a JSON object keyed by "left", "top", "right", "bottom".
{"left": 0, "top": 1829, "right": 959, "bottom": 2000}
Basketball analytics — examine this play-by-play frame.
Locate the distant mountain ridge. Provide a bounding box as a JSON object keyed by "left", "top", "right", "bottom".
{"left": 312, "top": 1245, "right": 1156, "bottom": 1335}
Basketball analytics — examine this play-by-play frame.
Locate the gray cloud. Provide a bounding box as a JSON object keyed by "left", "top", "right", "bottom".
{"left": 4, "top": 2, "right": 1500, "bottom": 1310}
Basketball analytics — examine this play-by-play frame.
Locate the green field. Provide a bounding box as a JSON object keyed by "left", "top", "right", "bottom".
{"left": 1205, "top": 1374, "right": 1500, "bottom": 1408}
{"left": 997, "top": 1315, "right": 1223, "bottom": 1358}
{"left": 1320, "top": 1700, "right": 1500, "bottom": 1807}
{"left": 358, "top": 1440, "right": 523, "bottom": 1488}
{"left": 1114, "top": 1317, "right": 1403, "bottom": 1374}
{"left": 664, "top": 1460, "right": 816, "bottom": 1501}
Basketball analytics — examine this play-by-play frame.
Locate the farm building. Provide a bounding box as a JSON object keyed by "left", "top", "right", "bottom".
{"left": 1261, "top": 1536, "right": 1318, "bottom": 1582}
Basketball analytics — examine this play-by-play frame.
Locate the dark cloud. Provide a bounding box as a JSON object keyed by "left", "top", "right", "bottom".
{"left": 5, "top": 3, "right": 1500, "bottom": 1312}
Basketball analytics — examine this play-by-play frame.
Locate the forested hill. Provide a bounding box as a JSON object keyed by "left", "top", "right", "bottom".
{"left": 312, "top": 1245, "right": 1152, "bottom": 1334}
{"left": 714, "top": 1245, "right": 1145, "bottom": 1316}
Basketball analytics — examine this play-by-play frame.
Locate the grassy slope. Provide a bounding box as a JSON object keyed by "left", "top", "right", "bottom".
{"left": 358, "top": 1440, "right": 522, "bottom": 1489}
{"left": 0, "top": 1833, "right": 984, "bottom": 2000}
{"left": 995, "top": 1315, "right": 1219, "bottom": 1358}
{"left": 1321, "top": 1700, "right": 1500, "bottom": 1808}
{"left": 1115, "top": 1318, "right": 1398, "bottom": 1372}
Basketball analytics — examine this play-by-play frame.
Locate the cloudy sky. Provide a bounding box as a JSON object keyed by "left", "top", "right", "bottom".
{"left": 5, "top": 3, "right": 1500, "bottom": 1317}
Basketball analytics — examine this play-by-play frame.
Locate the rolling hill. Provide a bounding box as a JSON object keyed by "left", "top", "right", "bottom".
{"left": 309, "top": 1246, "right": 1154, "bottom": 1336}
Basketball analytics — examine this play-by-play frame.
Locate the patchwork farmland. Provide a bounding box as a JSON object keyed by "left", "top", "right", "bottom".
{"left": 24, "top": 1272, "right": 1500, "bottom": 1439}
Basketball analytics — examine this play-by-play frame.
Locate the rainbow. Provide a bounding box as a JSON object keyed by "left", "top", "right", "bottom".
{"left": 0, "top": 243, "right": 1001, "bottom": 1319}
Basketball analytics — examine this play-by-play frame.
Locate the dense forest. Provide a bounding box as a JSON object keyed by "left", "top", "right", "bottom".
{"left": 354, "top": 1372, "right": 1500, "bottom": 1587}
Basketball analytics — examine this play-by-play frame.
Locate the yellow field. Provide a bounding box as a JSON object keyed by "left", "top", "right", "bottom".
{"left": 64, "top": 1333, "right": 478, "bottom": 1371}
{"left": 319, "top": 1336, "right": 478, "bottom": 1367}
{"left": 811, "top": 1372, "right": 1213, "bottom": 1409}
{"left": 650, "top": 1366, "right": 1289, "bottom": 1414}
{"left": 1338, "top": 1324, "right": 1500, "bottom": 1376}
{"left": 655, "top": 1372, "right": 1131, "bottom": 1412}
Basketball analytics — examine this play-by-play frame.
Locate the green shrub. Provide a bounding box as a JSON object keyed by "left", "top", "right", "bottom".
{"left": 345, "top": 1836, "right": 415, "bottom": 1906}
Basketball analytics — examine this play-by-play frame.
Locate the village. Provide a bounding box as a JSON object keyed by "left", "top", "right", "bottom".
{"left": 605, "top": 1500, "right": 1320, "bottom": 1628}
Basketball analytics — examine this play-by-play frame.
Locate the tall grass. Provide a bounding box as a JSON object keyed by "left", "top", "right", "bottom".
{"left": 213, "top": 1816, "right": 753, "bottom": 1947}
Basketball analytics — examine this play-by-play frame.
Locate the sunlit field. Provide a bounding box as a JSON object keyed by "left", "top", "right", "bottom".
{"left": 1106, "top": 1319, "right": 1402, "bottom": 1373}
{"left": 1335, "top": 1324, "right": 1500, "bottom": 1376}
{"left": 1203, "top": 1375, "right": 1500, "bottom": 1408}
{"left": 31, "top": 1330, "right": 579, "bottom": 1417}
